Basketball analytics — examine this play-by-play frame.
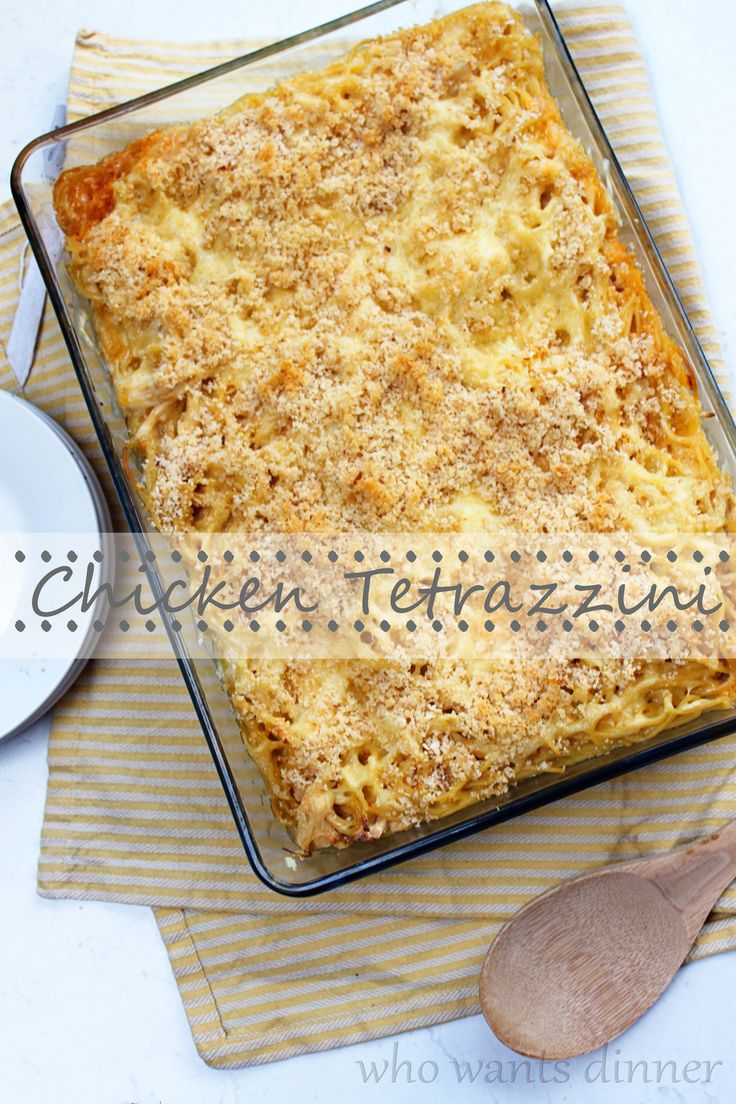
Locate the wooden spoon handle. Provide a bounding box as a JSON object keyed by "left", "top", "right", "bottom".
{"left": 648, "top": 818, "right": 736, "bottom": 939}
{"left": 701, "top": 815, "right": 736, "bottom": 855}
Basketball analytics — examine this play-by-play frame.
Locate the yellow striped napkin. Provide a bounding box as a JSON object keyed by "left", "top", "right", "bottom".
{"left": 2, "top": 0, "right": 734, "bottom": 1068}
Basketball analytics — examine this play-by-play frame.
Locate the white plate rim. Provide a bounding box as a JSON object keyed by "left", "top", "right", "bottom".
{"left": 0, "top": 391, "right": 112, "bottom": 742}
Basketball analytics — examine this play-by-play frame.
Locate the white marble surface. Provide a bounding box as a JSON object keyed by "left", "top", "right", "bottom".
{"left": 1, "top": 1, "right": 736, "bottom": 1100}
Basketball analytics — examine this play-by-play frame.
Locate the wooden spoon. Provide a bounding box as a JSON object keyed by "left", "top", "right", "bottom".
{"left": 479, "top": 818, "right": 736, "bottom": 1059}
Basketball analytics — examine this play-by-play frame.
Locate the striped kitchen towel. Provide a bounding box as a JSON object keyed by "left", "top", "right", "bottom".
{"left": 2, "top": 0, "right": 734, "bottom": 1067}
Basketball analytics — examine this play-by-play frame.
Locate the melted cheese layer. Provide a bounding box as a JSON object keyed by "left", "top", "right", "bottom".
{"left": 54, "top": 2, "right": 736, "bottom": 850}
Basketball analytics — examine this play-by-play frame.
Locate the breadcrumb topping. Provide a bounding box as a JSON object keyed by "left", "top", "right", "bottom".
{"left": 55, "top": 2, "right": 736, "bottom": 849}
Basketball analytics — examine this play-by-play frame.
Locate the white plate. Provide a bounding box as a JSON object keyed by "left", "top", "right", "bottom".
{"left": 0, "top": 390, "right": 111, "bottom": 743}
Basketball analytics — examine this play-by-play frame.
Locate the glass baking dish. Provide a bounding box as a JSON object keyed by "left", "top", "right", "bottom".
{"left": 11, "top": 0, "right": 736, "bottom": 895}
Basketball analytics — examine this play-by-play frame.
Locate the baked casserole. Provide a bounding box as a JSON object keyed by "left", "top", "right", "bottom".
{"left": 54, "top": 2, "right": 736, "bottom": 850}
